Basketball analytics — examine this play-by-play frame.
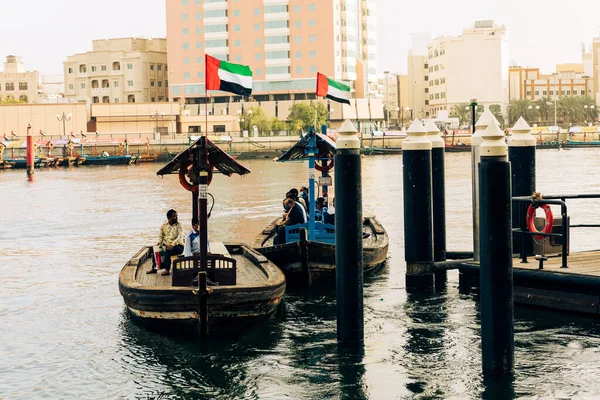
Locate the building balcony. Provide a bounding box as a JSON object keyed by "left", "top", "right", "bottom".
{"left": 265, "top": 73, "right": 291, "bottom": 82}
{"left": 112, "top": 70, "right": 122, "bottom": 75}
{"left": 263, "top": 0, "right": 289, "bottom": 4}
{"left": 101, "top": 88, "right": 110, "bottom": 92}
{"left": 78, "top": 73, "right": 88, "bottom": 78}
{"left": 265, "top": 42, "right": 290, "bottom": 51}
{"left": 264, "top": 12, "right": 289, "bottom": 21}
{"left": 264, "top": 27, "right": 289, "bottom": 35}
{"left": 92, "top": 88, "right": 100, "bottom": 92}
{"left": 265, "top": 58, "right": 291, "bottom": 66}
{"left": 205, "top": 31, "right": 228, "bottom": 39}
{"left": 203, "top": 1, "right": 228, "bottom": 10}
{"left": 203, "top": 16, "right": 228, "bottom": 24}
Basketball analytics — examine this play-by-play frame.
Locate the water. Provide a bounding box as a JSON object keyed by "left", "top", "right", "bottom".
{"left": 2, "top": 149, "right": 600, "bottom": 399}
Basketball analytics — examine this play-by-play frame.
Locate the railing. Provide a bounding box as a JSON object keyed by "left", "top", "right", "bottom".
{"left": 512, "top": 194, "right": 600, "bottom": 268}
{"left": 172, "top": 254, "right": 236, "bottom": 287}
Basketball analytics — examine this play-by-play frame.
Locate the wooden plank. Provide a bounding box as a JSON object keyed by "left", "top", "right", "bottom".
{"left": 211, "top": 242, "right": 231, "bottom": 257}
{"left": 514, "top": 287, "right": 600, "bottom": 315}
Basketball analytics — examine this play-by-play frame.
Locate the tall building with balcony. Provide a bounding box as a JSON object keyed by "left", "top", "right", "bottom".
{"left": 0, "top": 55, "right": 41, "bottom": 103}
{"left": 63, "top": 38, "right": 168, "bottom": 104}
{"left": 165, "top": 0, "right": 377, "bottom": 103}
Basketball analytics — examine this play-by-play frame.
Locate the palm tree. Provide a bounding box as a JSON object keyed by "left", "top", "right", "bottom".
{"left": 534, "top": 97, "right": 554, "bottom": 126}
{"left": 579, "top": 96, "right": 598, "bottom": 124}
{"left": 450, "top": 102, "right": 471, "bottom": 127}
{"left": 489, "top": 104, "right": 503, "bottom": 126}
{"left": 557, "top": 96, "right": 583, "bottom": 126}
{"left": 507, "top": 99, "right": 532, "bottom": 126}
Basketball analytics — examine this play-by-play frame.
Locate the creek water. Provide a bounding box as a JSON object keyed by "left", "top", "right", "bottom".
{"left": 2, "top": 149, "right": 600, "bottom": 399}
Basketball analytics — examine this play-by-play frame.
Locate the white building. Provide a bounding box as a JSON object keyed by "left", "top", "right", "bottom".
{"left": 407, "top": 33, "right": 430, "bottom": 120}
{"left": 427, "top": 20, "right": 509, "bottom": 116}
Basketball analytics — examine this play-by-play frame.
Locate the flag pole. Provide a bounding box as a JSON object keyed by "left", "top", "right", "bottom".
{"left": 205, "top": 53, "right": 208, "bottom": 137}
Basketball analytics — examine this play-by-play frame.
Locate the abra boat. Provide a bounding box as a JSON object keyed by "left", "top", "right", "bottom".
{"left": 119, "top": 136, "right": 285, "bottom": 332}
{"left": 83, "top": 155, "right": 134, "bottom": 166}
{"left": 252, "top": 129, "right": 389, "bottom": 287}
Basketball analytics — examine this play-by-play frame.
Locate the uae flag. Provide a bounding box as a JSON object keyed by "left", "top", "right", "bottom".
{"left": 316, "top": 72, "right": 351, "bottom": 105}
{"left": 206, "top": 54, "right": 253, "bottom": 96}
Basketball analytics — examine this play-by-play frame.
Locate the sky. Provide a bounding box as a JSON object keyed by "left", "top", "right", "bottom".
{"left": 0, "top": 0, "right": 599, "bottom": 76}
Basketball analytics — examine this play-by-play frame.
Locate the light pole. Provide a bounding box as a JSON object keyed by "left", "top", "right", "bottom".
{"left": 169, "top": 71, "right": 175, "bottom": 138}
{"left": 150, "top": 111, "right": 165, "bottom": 136}
{"left": 395, "top": 107, "right": 400, "bottom": 128}
{"left": 56, "top": 112, "right": 72, "bottom": 139}
{"left": 584, "top": 104, "right": 595, "bottom": 125}
{"left": 384, "top": 71, "right": 390, "bottom": 129}
{"left": 404, "top": 106, "right": 410, "bottom": 126}
{"left": 527, "top": 105, "right": 540, "bottom": 125}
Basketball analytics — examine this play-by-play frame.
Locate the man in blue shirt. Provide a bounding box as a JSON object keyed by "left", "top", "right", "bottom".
{"left": 184, "top": 217, "right": 210, "bottom": 257}
{"left": 274, "top": 198, "right": 307, "bottom": 245}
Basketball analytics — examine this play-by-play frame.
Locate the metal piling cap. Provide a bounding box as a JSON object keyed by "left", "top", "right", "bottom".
{"left": 337, "top": 119, "right": 360, "bottom": 150}
{"left": 508, "top": 117, "right": 536, "bottom": 147}
{"left": 402, "top": 119, "right": 432, "bottom": 151}
{"left": 424, "top": 119, "right": 445, "bottom": 149}
{"left": 472, "top": 109, "right": 498, "bottom": 146}
{"left": 480, "top": 121, "right": 508, "bottom": 157}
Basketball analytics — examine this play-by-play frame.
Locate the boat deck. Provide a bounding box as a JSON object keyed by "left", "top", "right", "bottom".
{"left": 514, "top": 250, "right": 600, "bottom": 276}
{"left": 133, "top": 243, "right": 270, "bottom": 288}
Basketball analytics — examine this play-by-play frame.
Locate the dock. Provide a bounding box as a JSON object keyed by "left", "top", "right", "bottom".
{"left": 457, "top": 250, "right": 600, "bottom": 315}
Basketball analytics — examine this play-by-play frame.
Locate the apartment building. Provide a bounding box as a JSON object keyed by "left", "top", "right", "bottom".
{"left": 509, "top": 65, "right": 594, "bottom": 102}
{"left": 64, "top": 38, "right": 168, "bottom": 104}
{"left": 165, "top": 0, "right": 377, "bottom": 103}
{"left": 380, "top": 72, "right": 409, "bottom": 126}
{"left": 0, "top": 56, "right": 41, "bottom": 103}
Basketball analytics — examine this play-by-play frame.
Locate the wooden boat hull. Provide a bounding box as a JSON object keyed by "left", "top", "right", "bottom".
{"left": 252, "top": 216, "right": 389, "bottom": 285}
{"left": 444, "top": 145, "right": 471, "bottom": 152}
{"left": 119, "top": 243, "right": 286, "bottom": 328}
{"left": 83, "top": 155, "right": 133, "bottom": 165}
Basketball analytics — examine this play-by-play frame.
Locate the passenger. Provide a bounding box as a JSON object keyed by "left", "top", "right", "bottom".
{"left": 299, "top": 186, "right": 310, "bottom": 210}
{"left": 315, "top": 197, "right": 327, "bottom": 221}
{"left": 274, "top": 198, "right": 307, "bottom": 245}
{"left": 323, "top": 197, "right": 335, "bottom": 225}
{"left": 183, "top": 217, "right": 210, "bottom": 257}
{"left": 148, "top": 209, "right": 184, "bottom": 276}
{"left": 101, "top": 151, "right": 110, "bottom": 157}
{"left": 286, "top": 188, "right": 307, "bottom": 219}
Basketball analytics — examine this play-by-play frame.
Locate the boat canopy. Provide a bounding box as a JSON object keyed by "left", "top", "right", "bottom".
{"left": 277, "top": 133, "right": 336, "bottom": 162}
{"left": 157, "top": 136, "right": 251, "bottom": 177}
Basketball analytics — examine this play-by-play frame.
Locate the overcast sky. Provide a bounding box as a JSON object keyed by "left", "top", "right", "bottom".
{"left": 0, "top": 0, "right": 598, "bottom": 76}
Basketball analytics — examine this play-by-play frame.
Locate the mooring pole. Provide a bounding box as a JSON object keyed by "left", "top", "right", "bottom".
{"left": 306, "top": 129, "right": 316, "bottom": 240}
{"left": 198, "top": 137, "right": 209, "bottom": 270}
{"left": 471, "top": 109, "right": 498, "bottom": 262}
{"left": 321, "top": 125, "right": 330, "bottom": 206}
{"left": 424, "top": 119, "right": 446, "bottom": 285}
{"left": 479, "top": 122, "right": 514, "bottom": 375}
{"left": 402, "top": 119, "right": 434, "bottom": 289}
{"left": 335, "top": 119, "right": 363, "bottom": 344}
{"left": 26, "top": 124, "right": 34, "bottom": 182}
{"left": 508, "top": 117, "right": 535, "bottom": 256}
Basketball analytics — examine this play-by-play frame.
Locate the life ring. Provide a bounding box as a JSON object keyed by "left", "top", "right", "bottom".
{"left": 47, "top": 141, "right": 54, "bottom": 149}
{"left": 315, "top": 143, "right": 334, "bottom": 172}
{"left": 526, "top": 203, "right": 554, "bottom": 241}
{"left": 178, "top": 161, "right": 213, "bottom": 192}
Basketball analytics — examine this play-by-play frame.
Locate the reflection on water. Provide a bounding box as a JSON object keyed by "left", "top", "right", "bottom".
{"left": 2, "top": 150, "right": 600, "bottom": 398}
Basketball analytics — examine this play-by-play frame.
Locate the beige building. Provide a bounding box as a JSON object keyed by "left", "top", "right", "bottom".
{"left": 427, "top": 21, "right": 509, "bottom": 117}
{"left": 0, "top": 56, "right": 42, "bottom": 104}
{"left": 509, "top": 65, "right": 594, "bottom": 102}
{"left": 380, "top": 73, "right": 409, "bottom": 127}
{"left": 592, "top": 38, "right": 600, "bottom": 104}
{"left": 64, "top": 38, "right": 168, "bottom": 105}
{"left": 165, "top": 0, "right": 377, "bottom": 103}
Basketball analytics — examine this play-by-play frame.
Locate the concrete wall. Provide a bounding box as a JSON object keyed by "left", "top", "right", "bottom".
{"left": 0, "top": 103, "right": 88, "bottom": 136}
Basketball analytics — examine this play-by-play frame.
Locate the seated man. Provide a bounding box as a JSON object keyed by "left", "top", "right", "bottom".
{"left": 183, "top": 217, "right": 210, "bottom": 257}
{"left": 323, "top": 197, "right": 335, "bottom": 225}
{"left": 274, "top": 198, "right": 307, "bottom": 245}
{"left": 299, "top": 186, "right": 310, "bottom": 211}
{"left": 315, "top": 197, "right": 327, "bottom": 221}
{"left": 149, "top": 209, "right": 184, "bottom": 276}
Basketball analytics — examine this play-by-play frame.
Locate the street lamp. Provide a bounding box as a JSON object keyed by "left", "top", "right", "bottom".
{"left": 168, "top": 71, "right": 175, "bottom": 138}
{"left": 405, "top": 106, "right": 413, "bottom": 121}
{"left": 56, "top": 112, "right": 72, "bottom": 139}
{"left": 527, "top": 105, "right": 540, "bottom": 125}
{"left": 150, "top": 111, "right": 165, "bottom": 136}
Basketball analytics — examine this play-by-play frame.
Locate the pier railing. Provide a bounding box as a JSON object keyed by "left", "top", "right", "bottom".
{"left": 513, "top": 194, "right": 600, "bottom": 268}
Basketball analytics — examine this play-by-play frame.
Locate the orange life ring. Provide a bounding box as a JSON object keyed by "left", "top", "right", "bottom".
{"left": 315, "top": 143, "right": 334, "bottom": 172}
{"left": 47, "top": 141, "right": 54, "bottom": 149}
{"left": 178, "top": 162, "right": 213, "bottom": 192}
{"left": 526, "top": 203, "right": 554, "bottom": 241}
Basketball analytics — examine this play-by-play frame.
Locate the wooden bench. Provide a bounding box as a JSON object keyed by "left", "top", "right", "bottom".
{"left": 171, "top": 242, "right": 236, "bottom": 287}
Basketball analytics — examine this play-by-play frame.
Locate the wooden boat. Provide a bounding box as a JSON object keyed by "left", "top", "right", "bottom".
{"left": 444, "top": 144, "right": 471, "bottom": 152}
{"left": 119, "top": 136, "right": 285, "bottom": 332}
{"left": 252, "top": 129, "right": 389, "bottom": 287}
{"left": 252, "top": 216, "right": 388, "bottom": 286}
{"left": 0, "top": 160, "right": 15, "bottom": 169}
{"left": 83, "top": 155, "right": 133, "bottom": 166}
{"left": 369, "top": 146, "right": 402, "bottom": 154}
{"left": 567, "top": 140, "right": 600, "bottom": 148}
{"left": 137, "top": 153, "right": 159, "bottom": 162}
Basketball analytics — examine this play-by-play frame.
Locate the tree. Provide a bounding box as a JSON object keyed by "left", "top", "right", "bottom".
{"left": 534, "top": 97, "right": 554, "bottom": 126}
{"left": 0, "top": 96, "right": 26, "bottom": 105}
{"left": 489, "top": 104, "right": 503, "bottom": 126}
{"left": 269, "top": 117, "right": 288, "bottom": 134}
{"left": 579, "top": 96, "right": 598, "bottom": 124}
{"left": 557, "top": 96, "right": 583, "bottom": 126}
{"left": 240, "top": 106, "right": 270, "bottom": 135}
{"left": 507, "top": 99, "right": 532, "bottom": 126}
{"left": 287, "top": 101, "right": 328, "bottom": 133}
{"left": 450, "top": 102, "right": 471, "bottom": 127}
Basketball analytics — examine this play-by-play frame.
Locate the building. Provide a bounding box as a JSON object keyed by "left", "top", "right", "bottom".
{"left": 165, "top": 0, "right": 377, "bottom": 104}
{"left": 407, "top": 33, "right": 430, "bottom": 120}
{"left": 0, "top": 55, "right": 41, "bottom": 104}
{"left": 380, "top": 72, "right": 409, "bottom": 127}
{"left": 592, "top": 38, "right": 600, "bottom": 103}
{"left": 427, "top": 20, "right": 508, "bottom": 117}
{"left": 40, "top": 75, "right": 66, "bottom": 103}
{"left": 63, "top": 38, "right": 168, "bottom": 104}
{"left": 509, "top": 65, "right": 594, "bottom": 102}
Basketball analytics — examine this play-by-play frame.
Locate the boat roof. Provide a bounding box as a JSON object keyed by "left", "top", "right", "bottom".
{"left": 277, "top": 132, "right": 336, "bottom": 162}
{"left": 157, "top": 136, "right": 251, "bottom": 177}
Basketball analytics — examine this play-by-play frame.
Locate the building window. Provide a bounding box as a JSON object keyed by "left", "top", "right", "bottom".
{"left": 128, "top": 81, "right": 134, "bottom": 87}
{"left": 182, "top": 13, "right": 188, "bottom": 20}
{"left": 526, "top": 91, "right": 531, "bottom": 96}
{"left": 254, "top": 8, "right": 260, "bottom": 15}
{"left": 183, "top": 43, "right": 190, "bottom": 50}
{"left": 113, "top": 81, "right": 119, "bottom": 87}
{"left": 101, "top": 65, "right": 107, "bottom": 71}
{"left": 294, "top": 21, "right": 301, "bottom": 28}
{"left": 206, "top": 39, "right": 228, "bottom": 48}
{"left": 308, "top": 4, "right": 316, "bottom": 11}
{"left": 150, "top": 64, "right": 155, "bottom": 70}
{"left": 197, "top": 72, "right": 204, "bottom": 79}
{"left": 68, "top": 67, "right": 73, "bottom": 74}
{"left": 91, "top": 66, "right": 97, "bottom": 72}
{"left": 256, "top": 68, "right": 262, "bottom": 76}
{"left": 266, "top": 66, "right": 290, "bottom": 75}
{"left": 235, "top": 40, "right": 241, "bottom": 47}
{"left": 265, "top": 20, "right": 289, "bottom": 29}
{"left": 181, "top": 0, "right": 188, "bottom": 4}
{"left": 543, "top": 90, "right": 547, "bottom": 95}
{"left": 196, "top": 57, "right": 203, "bottom": 64}
{"left": 114, "top": 98, "right": 119, "bottom": 103}
{"left": 295, "top": 36, "right": 302, "bottom": 43}
{"left": 310, "top": 66, "right": 317, "bottom": 73}
{"left": 293, "top": 5, "right": 301, "bottom": 12}
{"left": 158, "top": 64, "right": 162, "bottom": 71}
{"left": 18, "top": 82, "right": 28, "bottom": 90}
{"left": 206, "top": 9, "right": 227, "bottom": 18}
{"left": 92, "top": 97, "right": 99, "bottom": 103}
{"left": 234, "top": 24, "right": 240, "bottom": 32}
{"left": 550, "top": 91, "right": 554, "bottom": 95}
{"left": 184, "top": 58, "right": 190, "bottom": 64}
{"left": 5, "top": 82, "right": 14, "bottom": 91}
{"left": 309, "top": 50, "right": 316, "bottom": 58}
{"left": 183, "top": 28, "right": 189, "bottom": 35}
{"left": 254, "top": 23, "right": 261, "bottom": 30}
{"left": 127, "top": 63, "right": 133, "bottom": 70}
{"left": 234, "top": 10, "right": 240, "bottom": 16}
{"left": 266, "top": 51, "right": 289, "bottom": 59}
{"left": 195, "top": 12, "right": 202, "bottom": 20}
{"left": 196, "top": 42, "right": 203, "bottom": 49}
{"left": 158, "top": 81, "right": 163, "bottom": 88}
{"left": 265, "top": 35, "right": 289, "bottom": 44}
{"left": 255, "top": 53, "right": 262, "bottom": 60}
{"left": 151, "top": 81, "right": 156, "bottom": 87}
{"left": 195, "top": 27, "right": 203, "bottom": 34}
{"left": 68, "top": 84, "right": 74, "bottom": 90}
{"left": 296, "top": 51, "right": 302, "bottom": 58}
{"left": 184, "top": 72, "right": 190, "bottom": 80}
{"left": 128, "top": 95, "right": 135, "bottom": 103}
{"left": 255, "top": 38, "right": 262, "bottom": 46}
{"left": 309, "top": 20, "right": 316, "bottom": 27}
{"left": 296, "top": 66, "right": 303, "bottom": 74}
{"left": 535, "top": 90, "right": 539, "bottom": 96}
{"left": 205, "top": 24, "right": 227, "bottom": 33}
